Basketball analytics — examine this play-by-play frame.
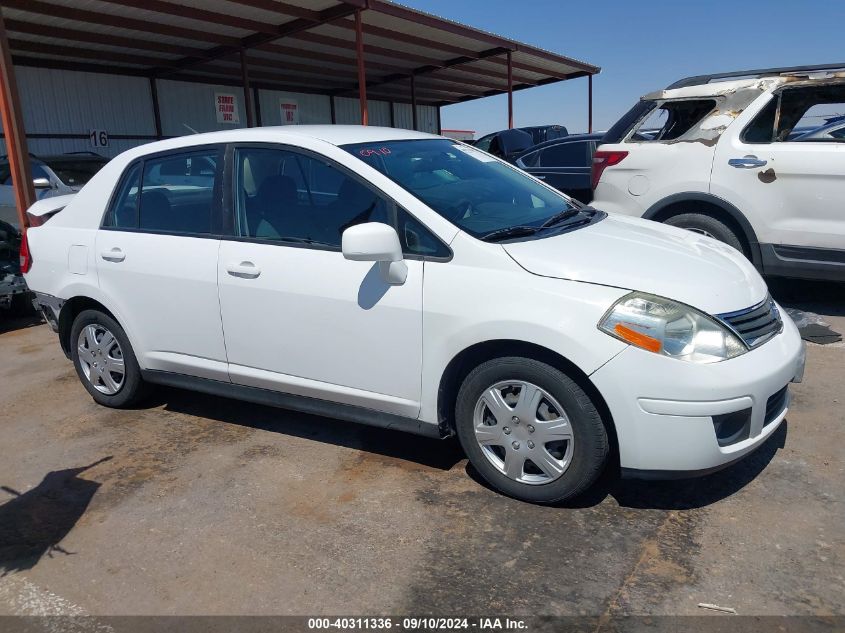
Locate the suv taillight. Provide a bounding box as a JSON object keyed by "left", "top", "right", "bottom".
{"left": 591, "top": 150, "right": 628, "bottom": 190}
{"left": 19, "top": 230, "right": 32, "bottom": 274}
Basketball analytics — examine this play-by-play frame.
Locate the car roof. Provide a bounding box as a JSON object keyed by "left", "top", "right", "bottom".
{"left": 642, "top": 77, "right": 783, "bottom": 101}
{"left": 121, "top": 125, "right": 438, "bottom": 161}
{"left": 518, "top": 132, "right": 604, "bottom": 154}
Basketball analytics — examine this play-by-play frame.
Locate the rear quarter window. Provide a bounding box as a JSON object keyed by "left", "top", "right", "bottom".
{"left": 628, "top": 99, "right": 717, "bottom": 142}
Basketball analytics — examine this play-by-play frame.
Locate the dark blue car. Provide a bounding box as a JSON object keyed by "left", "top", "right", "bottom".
{"left": 514, "top": 132, "right": 605, "bottom": 204}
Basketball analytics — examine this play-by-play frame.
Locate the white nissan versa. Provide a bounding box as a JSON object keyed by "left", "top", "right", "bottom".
{"left": 22, "top": 126, "right": 805, "bottom": 503}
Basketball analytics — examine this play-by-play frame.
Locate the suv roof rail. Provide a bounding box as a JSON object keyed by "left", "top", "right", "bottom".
{"left": 667, "top": 62, "right": 845, "bottom": 89}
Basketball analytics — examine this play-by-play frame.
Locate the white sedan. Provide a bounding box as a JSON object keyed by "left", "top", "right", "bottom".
{"left": 22, "top": 126, "right": 805, "bottom": 503}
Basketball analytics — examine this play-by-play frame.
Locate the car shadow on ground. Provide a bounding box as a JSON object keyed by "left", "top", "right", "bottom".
{"left": 154, "top": 387, "right": 466, "bottom": 472}
{"left": 155, "top": 381, "right": 788, "bottom": 509}
{"left": 0, "top": 457, "right": 112, "bottom": 576}
{"left": 465, "top": 421, "right": 788, "bottom": 510}
{"left": 0, "top": 311, "right": 43, "bottom": 335}
{"left": 768, "top": 278, "right": 845, "bottom": 317}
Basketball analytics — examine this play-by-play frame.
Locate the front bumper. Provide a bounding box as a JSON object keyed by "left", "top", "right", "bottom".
{"left": 591, "top": 310, "right": 805, "bottom": 476}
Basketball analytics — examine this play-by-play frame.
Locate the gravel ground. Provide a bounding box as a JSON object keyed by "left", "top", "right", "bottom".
{"left": 0, "top": 280, "right": 842, "bottom": 620}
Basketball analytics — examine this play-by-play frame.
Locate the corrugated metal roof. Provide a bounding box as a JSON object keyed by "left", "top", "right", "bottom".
{"left": 2, "top": 0, "right": 599, "bottom": 106}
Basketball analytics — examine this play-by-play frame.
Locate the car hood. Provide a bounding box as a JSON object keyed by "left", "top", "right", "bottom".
{"left": 502, "top": 214, "right": 768, "bottom": 315}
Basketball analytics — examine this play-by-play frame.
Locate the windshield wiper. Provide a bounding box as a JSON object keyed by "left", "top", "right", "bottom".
{"left": 479, "top": 225, "right": 540, "bottom": 242}
{"left": 540, "top": 208, "right": 582, "bottom": 229}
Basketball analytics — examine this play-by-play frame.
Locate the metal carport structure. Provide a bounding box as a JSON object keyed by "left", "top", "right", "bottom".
{"left": 0, "top": 0, "right": 600, "bottom": 230}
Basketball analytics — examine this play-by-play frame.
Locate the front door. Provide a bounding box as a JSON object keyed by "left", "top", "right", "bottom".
{"left": 711, "top": 83, "right": 845, "bottom": 252}
{"left": 217, "top": 145, "right": 424, "bottom": 417}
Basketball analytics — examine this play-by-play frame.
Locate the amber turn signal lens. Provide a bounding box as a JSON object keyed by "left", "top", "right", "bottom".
{"left": 614, "top": 323, "right": 662, "bottom": 353}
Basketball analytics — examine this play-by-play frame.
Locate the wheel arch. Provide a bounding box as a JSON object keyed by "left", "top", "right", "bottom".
{"left": 436, "top": 339, "right": 619, "bottom": 464}
{"left": 643, "top": 192, "right": 762, "bottom": 269}
{"left": 58, "top": 296, "right": 119, "bottom": 358}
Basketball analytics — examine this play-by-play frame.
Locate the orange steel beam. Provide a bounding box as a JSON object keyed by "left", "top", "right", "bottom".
{"left": 0, "top": 9, "right": 34, "bottom": 230}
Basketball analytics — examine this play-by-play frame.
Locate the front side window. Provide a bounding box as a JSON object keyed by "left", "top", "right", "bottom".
{"left": 782, "top": 84, "right": 845, "bottom": 142}
{"left": 234, "top": 147, "right": 389, "bottom": 248}
{"left": 343, "top": 139, "right": 587, "bottom": 240}
{"left": 629, "top": 99, "right": 717, "bottom": 141}
{"left": 744, "top": 84, "right": 845, "bottom": 143}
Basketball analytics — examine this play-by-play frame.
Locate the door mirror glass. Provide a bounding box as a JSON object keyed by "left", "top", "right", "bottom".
{"left": 32, "top": 177, "right": 52, "bottom": 189}
{"left": 342, "top": 222, "right": 407, "bottom": 285}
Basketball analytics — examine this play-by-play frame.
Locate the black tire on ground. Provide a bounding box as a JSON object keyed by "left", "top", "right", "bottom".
{"left": 664, "top": 212, "right": 745, "bottom": 253}
{"left": 70, "top": 309, "right": 149, "bottom": 408}
{"left": 455, "top": 356, "right": 609, "bottom": 504}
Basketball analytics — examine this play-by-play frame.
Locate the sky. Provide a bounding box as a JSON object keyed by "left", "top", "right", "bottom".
{"left": 401, "top": 0, "right": 845, "bottom": 137}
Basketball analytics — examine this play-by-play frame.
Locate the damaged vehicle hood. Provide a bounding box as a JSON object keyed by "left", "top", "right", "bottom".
{"left": 501, "top": 214, "right": 768, "bottom": 315}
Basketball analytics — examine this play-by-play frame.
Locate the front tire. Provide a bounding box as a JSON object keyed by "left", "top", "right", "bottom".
{"left": 455, "top": 357, "right": 608, "bottom": 503}
{"left": 70, "top": 309, "right": 148, "bottom": 408}
{"left": 664, "top": 212, "right": 744, "bottom": 253}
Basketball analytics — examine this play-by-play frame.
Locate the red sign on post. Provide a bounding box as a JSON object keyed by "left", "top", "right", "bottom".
{"left": 280, "top": 99, "right": 299, "bottom": 125}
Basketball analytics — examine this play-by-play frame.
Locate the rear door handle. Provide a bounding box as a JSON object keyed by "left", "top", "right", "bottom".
{"left": 226, "top": 261, "right": 261, "bottom": 279}
{"left": 100, "top": 248, "right": 125, "bottom": 262}
{"left": 728, "top": 155, "right": 767, "bottom": 169}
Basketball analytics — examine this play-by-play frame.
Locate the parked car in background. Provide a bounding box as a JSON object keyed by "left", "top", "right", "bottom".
{"left": 23, "top": 125, "right": 804, "bottom": 503}
{"left": 515, "top": 133, "right": 605, "bottom": 203}
{"left": 791, "top": 118, "right": 845, "bottom": 141}
{"left": 473, "top": 124, "right": 568, "bottom": 152}
{"left": 484, "top": 128, "right": 535, "bottom": 162}
{"left": 0, "top": 218, "right": 29, "bottom": 315}
{"left": 592, "top": 64, "right": 845, "bottom": 282}
{"left": 0, "top": 152, "right": 109, "bottom": 227}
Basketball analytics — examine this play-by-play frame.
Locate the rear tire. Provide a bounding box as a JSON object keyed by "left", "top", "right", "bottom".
{"left": 455, "top": 357, "right": 608, "bottom": 504}
{"left": 664, "top": 212, "right": 744, "bottom": 253}
{"left": 70, "top": 309, "right": 148, "bottom": 408}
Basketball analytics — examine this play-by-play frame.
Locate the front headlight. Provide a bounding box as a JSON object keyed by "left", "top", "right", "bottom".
{"left": 598, "top": 292, "right": 747, "bottom": 364}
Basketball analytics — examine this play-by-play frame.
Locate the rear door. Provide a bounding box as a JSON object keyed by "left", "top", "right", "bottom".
{"left": 96, "top": 146, "right": 229, "bottom": 381}
{"left": 711, "top": 82, "right": 845, "bottom": 253}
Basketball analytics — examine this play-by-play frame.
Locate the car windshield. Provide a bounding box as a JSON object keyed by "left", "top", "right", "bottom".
{"left": 342, "top": 139, "right": 581, "bottom": 239}
{"left": 46, "top": 159, "right": 107, "bottom": 187}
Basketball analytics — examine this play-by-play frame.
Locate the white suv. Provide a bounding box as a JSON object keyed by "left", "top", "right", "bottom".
{"left": 592, "top": 65, "right": 845, "bottom": 282}
{"left": 22, "top": 126, "right": 804, "bottom": 503}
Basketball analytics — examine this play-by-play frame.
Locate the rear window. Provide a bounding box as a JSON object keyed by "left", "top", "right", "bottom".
{"left": 629, "top": 99, "right": 717, "bottom": 141}
{"left": 104, "top": 149, "right": 220, "bottom": 235}
{"left": 46, "top": 159, "right": 107, "bottom": 187}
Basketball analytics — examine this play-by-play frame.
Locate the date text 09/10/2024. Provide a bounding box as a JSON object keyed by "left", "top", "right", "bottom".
{"left": 307, "top": 617, "right": 528, "bottom": 630}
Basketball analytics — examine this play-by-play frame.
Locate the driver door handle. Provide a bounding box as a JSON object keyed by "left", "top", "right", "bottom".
{"left": 226, "top": 261, "right": 261, "bottom": 279}
{"left": 728, "top": 155, "right": 767, "bottom": 169}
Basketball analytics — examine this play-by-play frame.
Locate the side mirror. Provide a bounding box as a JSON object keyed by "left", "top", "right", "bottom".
{"left": 342, "top": 222, "right": 407, "bottom": 285}
{"left": 32, "top": 177, "right": 52, "bottom": 189}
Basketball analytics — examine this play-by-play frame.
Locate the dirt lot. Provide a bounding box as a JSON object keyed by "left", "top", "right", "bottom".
{"left": 0, "top": 281, "right": 843, "bottom": 619}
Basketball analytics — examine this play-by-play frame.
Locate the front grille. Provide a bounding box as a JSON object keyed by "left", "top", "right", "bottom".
{"left": 717, "top": 295, "right": 782, "bottom": 349}
{"left": 765, "top": 385, "right": 789, "bottom": 426}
